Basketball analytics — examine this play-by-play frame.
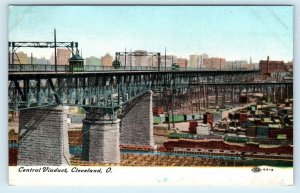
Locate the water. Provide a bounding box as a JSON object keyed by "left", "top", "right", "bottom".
{"left": 69, "top": 145, "right": 82, "bottom": 155}
{"left": 9, "top": 143, "right": 18, "bottom": 148}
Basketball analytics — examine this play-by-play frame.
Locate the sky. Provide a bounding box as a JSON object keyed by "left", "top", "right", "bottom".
{"left": 8, "top": 5, "right": 293, "bottom": 63}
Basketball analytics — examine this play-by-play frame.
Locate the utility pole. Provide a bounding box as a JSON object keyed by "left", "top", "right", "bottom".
{"left": 166, "top": 88, "right": 171, "bottom": 130}
{"left": 125, "top": 47, "right": 127, "bottom": 67}
{"left": 171, "top": 78, "right": 175, "bottom": 128}
{"left": 157, "top": 52, "right": 161, "bottom": 71}
{"left": 165, "top": 47, "right": 167, "bottom": 71}
{"left": 130, "top": 49, "right": 132, "bottom": 69}
{"left": 54, "top": 29, "right": 57, "bottom": 72}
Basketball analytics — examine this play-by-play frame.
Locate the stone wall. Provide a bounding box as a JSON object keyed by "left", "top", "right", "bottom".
{"left": 18, "top": 106, "right": 70, "bottom": 166}
{"left": 120, "top": 91, "right": 154, "bottom": 147}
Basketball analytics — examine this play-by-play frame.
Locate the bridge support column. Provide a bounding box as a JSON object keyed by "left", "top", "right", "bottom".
{"left": 18, "top": 105, "right": 70, "bottom": 166}
{"left": 222, "top": 87, "right": 226, "bottom": 106}
{"left": 205, "top": 85, "right": 209, "bottom": 109}
{"left": 82, "top": 109, "right": 120, "bottom": 163}
{"left": 266, "top": 86, "right": 272, "bottom": 103}
{"left": 230, "top": 86, "right": 234, "bottom": 106}
{"left": 272, "top": 86, "right": 276, "bottom": 103}
{"left": 120, "top": 91, "right": 154, "bottom": 147}
{"left": 280, "top": 85, "right": 283, "bottom": 101}
{"left": 215, "top": 86, "right": 218, "bottom": 106}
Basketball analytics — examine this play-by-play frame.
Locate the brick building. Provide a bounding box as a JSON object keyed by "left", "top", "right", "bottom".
{"left": 203, "top": 57, "right": 227, "bottom": 70}
{"left": 85, "top": 56, "right": 100, "bottom": 65}
{"left": 259, "top": 56, "right": 288, "bottom": 76}
{"left": 101, "top": 53, "right": 113, "bottom": 67}
{"left": 189, "top": 54, "right": 208, "bottom": 68}
{"left": 10, "top": 51, "right": 29, "bottom": 64}
{"left": 177, "top": 58, "right": 188, "bottom": 68}
{"left": 57, "top": 48, "right": 71, "bottom": 65}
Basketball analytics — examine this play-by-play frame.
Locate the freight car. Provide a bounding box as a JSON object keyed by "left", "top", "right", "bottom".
{"left": 223, "top": 136, "right": 250, "bottom": 143}
{"left": 120, "top": 144, "right": 155, "bottom": 151}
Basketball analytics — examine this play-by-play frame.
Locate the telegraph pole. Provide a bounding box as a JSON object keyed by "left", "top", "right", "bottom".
{"left": 165, "top": 47, "right": 167, "bottom": 70}
{"left": 54, "top": 29, "right": 57, "bottom": 72}
{"left": 125, "top": 47, "right": 127, "bottom": 67}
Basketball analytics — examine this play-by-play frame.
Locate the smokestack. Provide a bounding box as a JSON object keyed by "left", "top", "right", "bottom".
{"left": 267, "top": 56, "right": 270, "bottom": 73}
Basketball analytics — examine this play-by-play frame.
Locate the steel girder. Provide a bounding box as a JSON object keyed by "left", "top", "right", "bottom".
{"left": 8, "top": 70, "right": 263, "bottom": 113}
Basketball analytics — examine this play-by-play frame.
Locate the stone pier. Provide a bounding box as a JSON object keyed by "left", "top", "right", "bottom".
{"left": 18, "top": 105, "right": 70, "bottom": 166}
{"left": 120, "top": 91, "right": 154, "bottom": 147}
{"left": 82, "top": 109, "right": 120, "bottom": 163}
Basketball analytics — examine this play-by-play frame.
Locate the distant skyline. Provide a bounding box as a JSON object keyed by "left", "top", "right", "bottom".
{"left": 9, "top": 6, "right": 293, "bottom": 63}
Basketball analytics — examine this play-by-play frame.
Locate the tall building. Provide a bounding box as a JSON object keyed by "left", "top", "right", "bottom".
{"left": 85, "top": 56, "right": 100, "bottom": 65}
{"left": 203, "top": 57, "right": 226, "bottom": 70}
{"left": 57, "top": 48, "right": 71, "bottom": 65}
{"left": 189, "top": 54, "right": 208, "bottom": 68}
{"left": 132, "top": 50, "right": 148, "bottom": 67}
{"left": 146, "top": 55, "right": 159, "bottom": 67}
{"left": 101, "top": 53, "right": 113, "bottom": 66}
{"left": 119, "top": 50, "right": 161, "bottom": 67}
{"left": 177, "top": 58, "right": 188, "bottom": 68}
{"left": 161, "top": 55, "right": 178, "bottom": 68}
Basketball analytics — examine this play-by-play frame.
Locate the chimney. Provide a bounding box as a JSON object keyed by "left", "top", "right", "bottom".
{"left": 267, "top": 56, "right": 270, "bottom": 73}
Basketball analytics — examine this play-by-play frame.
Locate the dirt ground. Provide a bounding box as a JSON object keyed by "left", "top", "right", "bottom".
{"left": 155, "top": 122, "right": 190, "bottom": 133}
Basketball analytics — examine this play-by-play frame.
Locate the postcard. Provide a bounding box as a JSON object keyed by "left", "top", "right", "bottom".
{"left": 8, "top": 5, "right": 293, "bottom": 186}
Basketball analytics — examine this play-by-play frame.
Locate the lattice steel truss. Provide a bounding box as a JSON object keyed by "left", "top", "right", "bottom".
{"left": 8, "top": 70, "right": 262, "bottom": 113}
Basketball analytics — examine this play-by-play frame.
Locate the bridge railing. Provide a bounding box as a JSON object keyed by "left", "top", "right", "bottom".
{"left": 9, "top": 64, "right": 259, "bottom": 72}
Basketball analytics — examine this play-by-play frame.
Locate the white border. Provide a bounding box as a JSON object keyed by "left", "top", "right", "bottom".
{"left": 9, "top": 166, "right": 293, "bottom": 186}
{"left": 1, "top": 0, "right": 299, "bottom": 192}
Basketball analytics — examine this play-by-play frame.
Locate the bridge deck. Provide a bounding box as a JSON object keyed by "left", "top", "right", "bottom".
{"left": 9, "top": 69, "right": 259, "bottom": 80}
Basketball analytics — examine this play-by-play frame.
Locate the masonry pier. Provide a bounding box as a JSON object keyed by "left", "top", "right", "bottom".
{"left": 18, "top": 105, "right": 70, "bottom": 166}
{"left": 82, "top": 108, "right": 120, "bottom": 163}
{"left": 120, "top": 91, "right": 154, "bottom": 147}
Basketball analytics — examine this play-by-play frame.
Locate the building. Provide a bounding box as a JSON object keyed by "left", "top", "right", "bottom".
{"left": 189, "top": 54, "right": 199, "bottom": 68}
{"left": 146, "top": 55, "right": 160, "bottom": 67}
{"left": 259, "top": 56, "right": 288, "bottom": 75}
{"left": 10, "top": 51, "right": 29, "bottom": 64}
{"left": 26, "top": 56, "right": 48, "bottom": 65}
{"left": 57, "top": 48, "right": 71, "bottom": 65}
{"left": 189, "top": 54, "right": 208, "bottom": 68}
{"left": 85, "top": 56, "right": 100, "bottom": 65}
{"left": 259, "top": 56, "right": 291, "bottom": 80}
{"left": 160, "top": 55, "right": 178, "bottom": 68}
{"left": 101, "top": 53, "right": 113, "bottom": 67}
{"left": 177, "top": 58, "right": 188, "bottom": 68}
{"left": 132, "top": 50, "right": 148, "bottom": 67}
{"left": 203, "top": 57, "right": 227, "bottom": 70}
{"left": 286, "top": 61, "right": 293, "bottom": 72}
{"left": 48, "top": 54, "right": 55, "bottom": 65}
{"left": 118, "top": 50, "right": 162, "bottom": 67}
{"left": 227, "top": 60, "right": 249, "bottom": 70}
{"left": 34, "top": 57, "right": 48, "bottom": 64}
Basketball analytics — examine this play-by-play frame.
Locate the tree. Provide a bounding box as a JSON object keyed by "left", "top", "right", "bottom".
{"left": 112, "top": 60, "right": 121, "bottom": 69}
